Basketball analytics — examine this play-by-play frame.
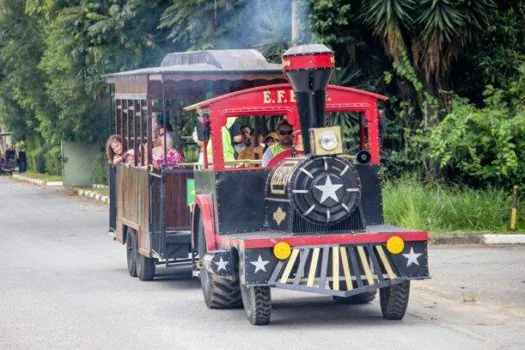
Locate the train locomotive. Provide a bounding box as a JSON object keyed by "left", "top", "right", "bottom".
{"left": 188, "top": 44, "right": 430, "bottom": 325}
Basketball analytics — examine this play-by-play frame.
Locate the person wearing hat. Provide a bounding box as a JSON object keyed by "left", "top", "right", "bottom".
{"left": 262, "top": 120, "right": 294, "bottom": 167}
{"left": 263, "top": 132, "right": 279, "bottom": 153}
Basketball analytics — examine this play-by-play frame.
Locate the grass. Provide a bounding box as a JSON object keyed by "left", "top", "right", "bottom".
{"left": 23, "top": 171, "right": 62, "bottom": 183}
{"left": 383, "top": 178, "right": 524, "bottom": 234}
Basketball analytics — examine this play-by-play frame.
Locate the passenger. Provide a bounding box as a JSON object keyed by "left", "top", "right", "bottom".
{"left": 123, "top": 149, "right": 137, "bottom": 164}
{"left": 153, "top": 113, "right": 174, "bottom": 147}
{"left": 106, "top": 135, "right": 129, "bottom": 165}
{"left": 152, "top": 132, "right": 185, "bottom": 170}
{"left": 192, "top": 127, "right": 204, "bottom": 164}
{"left": 238, "top": 125, "right": 264, "bottom": 160}
{"left": 262, "top": 120, "right": 294, "bottom": 167}
{"left": 203, "top": 117, "right": 242, "bottom": 165}
{"left": 263, "top": 132, "right": 279, "bottom": 153}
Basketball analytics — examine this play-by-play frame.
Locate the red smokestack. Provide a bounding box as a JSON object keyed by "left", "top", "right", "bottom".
{"left": 282, "top": 44, "right": 334, "bottom": 154}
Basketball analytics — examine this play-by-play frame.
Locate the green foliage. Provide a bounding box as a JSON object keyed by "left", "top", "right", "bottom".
{"left": 383, "top": 177, "right": 521, "bottom": 233}
{"left": 24, "top": 170, "right": 62, "bottom": 182}
{"left": 27, "top": 145, "right": 47, "bottom": 173}
{"left": 92, "top": 152, "right": 108, "bottom": 185}
{"left": 430, "top": 91, "right": 525, "bottom": 187}
{"left": 43, "top": 145, "right": 61, "bottom": 176}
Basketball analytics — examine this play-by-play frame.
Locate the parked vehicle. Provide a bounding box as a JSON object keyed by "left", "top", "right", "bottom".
{"left": 0, "top": 132, "right": 27, "bottom": 174}
{"left": 106, "top": 45, "right": 430, "bottom": 325}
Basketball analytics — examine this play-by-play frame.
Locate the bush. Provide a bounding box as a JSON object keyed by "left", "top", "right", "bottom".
{"left": 44, "top": 146, "right": 62, "bottom": 176}
{"left": 92, "top": 152, "right": 108, "bottom": 185}
{"left": 430, "top": 68, "right": 525, "bottom": 188}
{"left": 27, "top": 145, "right": 46, "bottom": 173}
{"left": 383, "top": 177, "right": 522, "bottom": 233}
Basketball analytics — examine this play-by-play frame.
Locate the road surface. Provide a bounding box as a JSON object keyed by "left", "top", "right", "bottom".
{"left": 1, "top": 176, "right": 524, "bottom": 349}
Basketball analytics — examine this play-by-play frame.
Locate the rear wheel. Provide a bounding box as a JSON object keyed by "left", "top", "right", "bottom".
{"left": 197, "top": 215, "right": 242, "bottom": 309}
{"left": 136, "top": 253, "right": 156, "bottom": 281}
{"left": 240, "top": 284, "right": 271, "bottom": 325}
{"left": 380, "top": 280, "right": 410, "bottom": 320}
{"left": 126, "top": 228, "right": 137, "bottom": 277}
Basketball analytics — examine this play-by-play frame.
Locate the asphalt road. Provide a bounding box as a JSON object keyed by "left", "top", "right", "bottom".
{"left": 1, "top": 176, "right": 525, "bottom": 350}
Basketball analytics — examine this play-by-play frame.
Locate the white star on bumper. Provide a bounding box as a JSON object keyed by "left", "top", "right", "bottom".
{"left": 214, "top": 257, "right": 229, "bottom": 272}
{"left": 402, "top": 247, "right": 422, "bottom": 267}
{"left": 250, "top": 255, "right": 270, "bottom": 273}
{"left": 314, "top": 175, "right": 343, "bottom": 204}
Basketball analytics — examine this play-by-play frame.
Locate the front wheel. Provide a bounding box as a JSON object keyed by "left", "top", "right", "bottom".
{"left": 197, "top": 215, "right": 242, "bottom": 309}
{"left": 240, "top": 284, "right": 271, "bottom": 325}
{"left": 380, "top": 280, "right": 410, "bottom": 320}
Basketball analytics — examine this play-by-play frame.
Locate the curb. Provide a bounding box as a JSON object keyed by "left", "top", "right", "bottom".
{"left": 431, "top": 235, "right": 483, "bottom": 245}
{"left": 92, "top": 184, "right": 108, "bottom": 189}
{"left": 11, "top": 174, "right": 108, "bottom": 205}
{"left": 482, "top": 234, "right": 525, "bottom": 245}
{"left": 12, "top": 173, "right": 62, "bottom": 187}
{"left": 432, "top": 234, "right": 525, "bottom": 245}
{"left": 74, "top": 188, "right": 109, "bottom": 204}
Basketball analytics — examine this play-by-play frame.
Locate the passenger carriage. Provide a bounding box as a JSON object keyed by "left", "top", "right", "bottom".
{"left": 105, "top": 49, "right": 285, "bottom": 280}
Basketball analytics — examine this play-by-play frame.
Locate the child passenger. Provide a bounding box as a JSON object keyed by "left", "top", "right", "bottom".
{"left": 106, "top": 135, "right": 135, "bottom": 165}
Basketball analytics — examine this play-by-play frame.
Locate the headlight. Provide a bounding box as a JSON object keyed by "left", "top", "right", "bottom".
{"left": 319, "top": 131, "right": 338, "bottom": 151}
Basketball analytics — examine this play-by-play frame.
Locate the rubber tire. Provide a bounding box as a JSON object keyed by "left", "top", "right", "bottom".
{"left": 126, "top": 229, "right": 137, "bottom": 277}
{"left": 136, "top": 253, "right": 156, "bottom": 281}
{"left": 240, "top": 284, "right": 271, "bottom": 325}
{"left": 197, "top": 216, "right": 242, "bottom": 309}
{"left": 380, "top": 280, "right": 410, "bottom": 320}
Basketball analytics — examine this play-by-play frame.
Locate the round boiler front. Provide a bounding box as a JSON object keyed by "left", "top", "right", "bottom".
{"left": 287, "top": 156, "right": 361, "bottom": 224}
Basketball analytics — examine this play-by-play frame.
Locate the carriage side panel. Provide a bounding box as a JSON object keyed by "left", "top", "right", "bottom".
{"left": 117, "top": 165, "right": 151, "bottom": 256}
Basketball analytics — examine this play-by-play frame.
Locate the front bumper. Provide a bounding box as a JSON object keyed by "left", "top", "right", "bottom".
{"left": 239, "top": 241, "right": 429, "bottom": 297}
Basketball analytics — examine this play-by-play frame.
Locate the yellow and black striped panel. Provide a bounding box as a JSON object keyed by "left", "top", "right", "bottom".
{"left": 269, "top": 244, "right": 398, "bottom": 291}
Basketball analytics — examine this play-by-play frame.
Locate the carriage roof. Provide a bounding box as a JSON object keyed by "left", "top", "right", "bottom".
{"left": 105, "top": 49, "right": 283, "bottom": 84}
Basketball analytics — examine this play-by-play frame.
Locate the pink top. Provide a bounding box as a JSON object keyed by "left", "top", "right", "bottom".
{"left": 153, "top": 148, "right": 184, "bottom": 169}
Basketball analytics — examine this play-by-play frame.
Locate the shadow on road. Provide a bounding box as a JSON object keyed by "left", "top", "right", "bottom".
{"left": 271, "top": 296, "right": 382, "bottom": 325}
{"left": 150, "top": 265, "right": 201, "bottom": 289}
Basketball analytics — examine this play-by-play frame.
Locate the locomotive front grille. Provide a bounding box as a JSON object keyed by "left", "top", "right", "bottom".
{"left": 291, "top": 209, "right": 364, "bottom": 234}
{"left": 268, "top": 244, "right": 404, "bottom": 297}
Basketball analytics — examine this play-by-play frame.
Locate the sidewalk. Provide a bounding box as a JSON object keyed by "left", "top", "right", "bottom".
{"left": 11, "top": 173, "right": 109, "bottom": 204}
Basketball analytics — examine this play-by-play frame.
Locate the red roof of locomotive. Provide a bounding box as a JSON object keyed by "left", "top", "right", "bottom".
{"left": 184, "top": 83, "right": 388, "bottom": 112}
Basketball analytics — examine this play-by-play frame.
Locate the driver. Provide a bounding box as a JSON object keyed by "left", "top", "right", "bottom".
{"left": 262, "top": 120, "right": 293, "bottom": 167}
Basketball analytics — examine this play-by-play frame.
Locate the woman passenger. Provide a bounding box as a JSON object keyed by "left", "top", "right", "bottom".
{"left": 152, "top": 132, "right": 185, "bottom": 170}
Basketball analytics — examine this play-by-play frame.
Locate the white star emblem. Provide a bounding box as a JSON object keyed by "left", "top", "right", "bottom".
{"left": 214, "top": 257, "right": 229, "bottom": 272}
{"left": 402, "top": 247, "right": 422, "bottom": 267}
{"left": 314, "top": 175, "right": 343, "bottom": 204}
{"left": 250, "top": 255, "right": 269, "bottom": 273}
